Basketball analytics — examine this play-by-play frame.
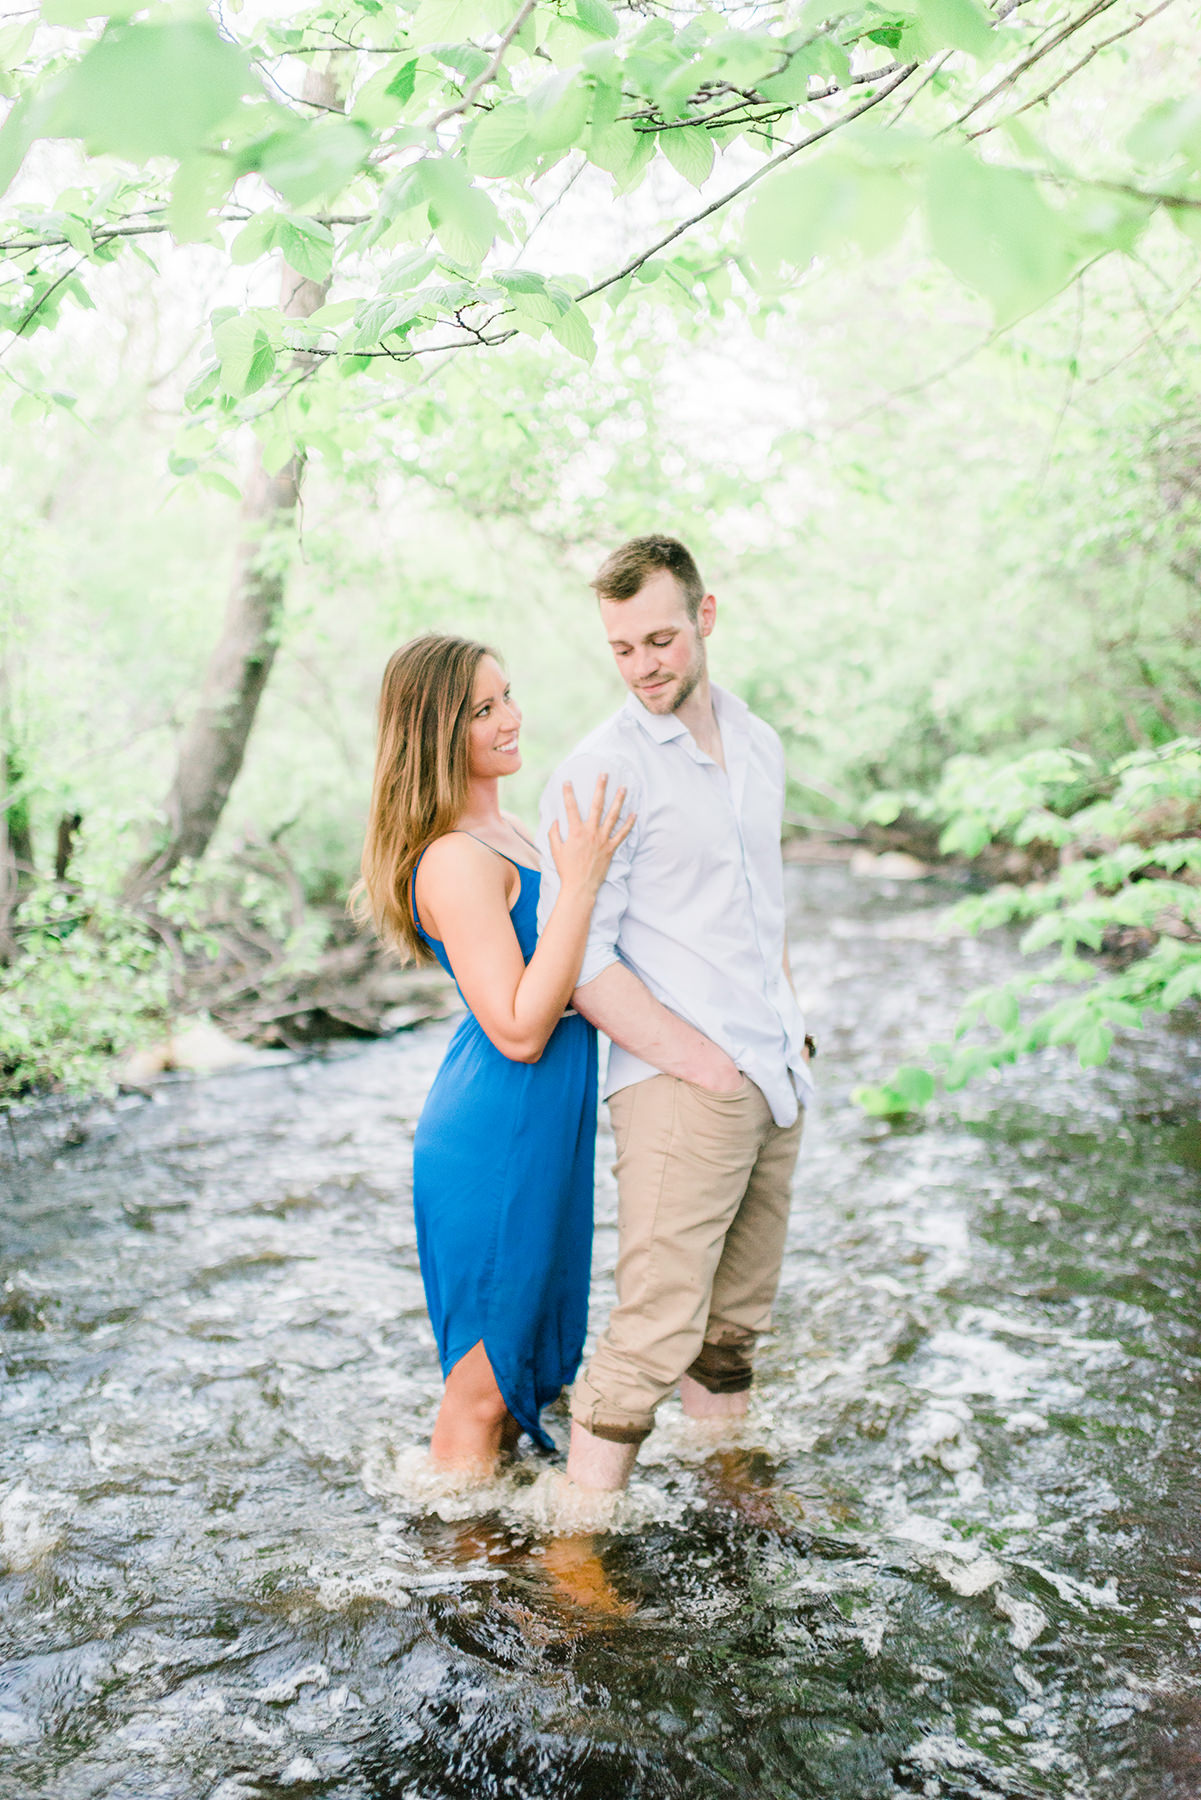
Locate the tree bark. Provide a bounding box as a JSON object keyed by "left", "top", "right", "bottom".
{"left": 125, "top": 62, "right": 341, "bottom": 903}
{"left": 0, "top": 657, "right": 34, "bottom": 965}
{"left": 0, "top": 760, "right": 26, "bottom": 966}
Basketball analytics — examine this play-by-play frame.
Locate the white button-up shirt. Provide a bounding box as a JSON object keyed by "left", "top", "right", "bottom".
{"left": 536, "top": 684, "right": 813, "bottom": 1127}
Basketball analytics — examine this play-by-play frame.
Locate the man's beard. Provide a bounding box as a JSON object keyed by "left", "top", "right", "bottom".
{"left": 637, "top": 642, "right": 705, "bottom": 714}
{"left": 668, "top": 647, "right": 705, "bottom": 713}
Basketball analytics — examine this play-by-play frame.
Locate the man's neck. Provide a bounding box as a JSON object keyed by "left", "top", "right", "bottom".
{"left": 674, "top": 673, "right": 724, "bottom": 768}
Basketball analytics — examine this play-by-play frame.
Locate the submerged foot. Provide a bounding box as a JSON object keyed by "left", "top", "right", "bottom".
{"left": 542, "top": 1532, "right": 636, "bottom": 1619}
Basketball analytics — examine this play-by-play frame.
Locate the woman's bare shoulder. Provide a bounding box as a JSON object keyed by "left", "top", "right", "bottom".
{"left": 418, "top": 832, "right": 502, "bottom": 881}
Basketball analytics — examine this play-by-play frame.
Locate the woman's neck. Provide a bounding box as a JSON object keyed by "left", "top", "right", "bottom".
{"left": 456, "top": 775, "right": 504, "bottom": 831}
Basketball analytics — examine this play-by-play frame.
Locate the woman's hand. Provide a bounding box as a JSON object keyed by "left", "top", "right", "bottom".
{"left": 548, "top": 775, "right": 635, "bottom": 901}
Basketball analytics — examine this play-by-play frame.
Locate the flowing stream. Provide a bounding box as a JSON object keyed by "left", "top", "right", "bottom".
{"left": 2, "top": 860, "right": 1200, "bottom": 1800}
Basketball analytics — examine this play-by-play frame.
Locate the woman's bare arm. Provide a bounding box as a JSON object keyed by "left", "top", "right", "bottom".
{"left": 416, "top": 778, "right": 632, "bottom": 1063}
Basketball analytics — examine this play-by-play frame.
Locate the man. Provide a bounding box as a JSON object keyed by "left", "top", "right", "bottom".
{"left": 536, "top": 534, "right": 814, "bottom": 1493}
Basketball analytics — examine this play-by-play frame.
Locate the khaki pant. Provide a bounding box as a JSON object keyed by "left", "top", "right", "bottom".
{"left": 570, "top": 1075, "right": 804, "bottom": 1443}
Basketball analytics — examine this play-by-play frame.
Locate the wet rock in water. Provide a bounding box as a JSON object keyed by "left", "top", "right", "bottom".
{"left": 849, "top": 848, "right": 931, "bottom": 880}
{"left": 118, "top": 1020, "right": 290, "bottom": 1088}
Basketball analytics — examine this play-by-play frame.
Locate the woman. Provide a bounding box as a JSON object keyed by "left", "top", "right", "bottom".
{"left": 358, "top": 634, "right": 632, "bottom": 1474}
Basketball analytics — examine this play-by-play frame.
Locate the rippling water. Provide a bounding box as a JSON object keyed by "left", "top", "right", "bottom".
{"left": 2, "top": 862, "right": 1200, "bottom": 1799}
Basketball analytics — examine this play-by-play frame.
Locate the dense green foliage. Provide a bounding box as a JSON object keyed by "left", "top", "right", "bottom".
{"left": 4, "top": 0, "right": 1201, "bottom": 463}
{"left": 855, "top": 736, "right": 1201, "bottom": 1115}
{"left": 0, "top": 873, "right": 172, "bottom": 1095}
{"left": 1, "top": 1, "right": 1199, "bottom": 1099}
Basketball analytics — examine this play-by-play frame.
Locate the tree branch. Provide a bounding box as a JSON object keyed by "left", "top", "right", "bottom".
{"left": 628, "top": 61, "right": 904, "bottom": 132}
{"left": 969, "top": 0, "right": 1177, "bottom": 138}
{"left": 945, "top": 0, "right": 1123, "bottom": 133}
{"left": 0, "top": 219, "right": 172, "bottom": 253}
{"left": 1, "top": 255, "right": 85, "bottom": 352}
{"left": 576, "top": 61, "right": 919, "bottom": 303}
{"left": 426, "top": 0, "right": 538, "bottom": 129}
{"left": 888, "top": 48, "right": 953, "bottom": 124}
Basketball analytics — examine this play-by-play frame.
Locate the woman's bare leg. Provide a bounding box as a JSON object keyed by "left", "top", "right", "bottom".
{"left": 429, "top": 1340, "right": 515, "bottom": 1473}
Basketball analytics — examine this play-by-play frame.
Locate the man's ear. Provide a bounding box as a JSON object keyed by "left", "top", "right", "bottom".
{"left": 698, "top": 592, "right": 717, "bottom": 638}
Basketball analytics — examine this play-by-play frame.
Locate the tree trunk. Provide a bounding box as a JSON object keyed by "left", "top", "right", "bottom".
{"left": 125, "top": 63, "right": 341, "bottom": 904}
{"left": 0, "top": 657, "right": 34, "bottom": 965}
{"left": 0, "top": 761, "right": 25, "bottom": 966}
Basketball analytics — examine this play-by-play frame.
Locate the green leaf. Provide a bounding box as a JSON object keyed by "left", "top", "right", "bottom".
{"left": 1161, "top": 959, "right": 1201, "bottom": 1010}
{"left": 527, "top": 72, "right": 591, "bottom": 154}
{"left": 924, "top": 147, "right": 1076, "bottom": 323}
{"left": 495, "top": 269, "right": 569, "bottom": 324}
{"left": 549, "top": 299, "right": 596, "bottom": 361}
{"left": 198, "top": 470, "right": 242, "bottom": 500}
{"left": 912, "top": 0, "right": 995, "bottom": 58}
{"left": 213, "top": 312, "right": 276, "bottom": 397}
{"left": 255, "top": 417, "right": 294, "bottom": 477}
{"left": 745, "top": 158, "right": 855, "bottom": 270}
{"left": 44, "top": 20, "right": 254, "bottom": 162}
{"left": 40, "top": 0, "right": 135, "bottom": 25}
{"left": 1127, "top": 97, "right": 1201, "bottom": 168}
{"left": 12, "top": 391, "right": 45, "bottom": 427}
{"left": 612, "top": 124, "right": 658, "bottom": 194}
{"left": 421, "top": 155, "right": 498, "bottom": 264}
{"left": 305, "top": 298, "right": 358, "bottom": 328}
{"left": 230, "top": 210, "right": 280, "bottom": 266}
{"left": 1076, "top": 1022, "right": 1113, "bottom": 1069}
{"left": 353, "top": 56, "right": 419, "bottom": 128}
{"left": 387, "top": 58, "right": 419, "bottom": 104}
{"left": 0, "top": 93, "right": 36, "bottom": 196}
{"left": 574, "top": 0, "right": 619, "bottom": 38}
{"left": 660, "top": 125, "right": 714, "bottom": 188}
{"left": 279, "top": 216, "right": 334, "bottom": 283}
{"left": 467, "top": 103, "right": 538, "bottom": 178}
{"left": 891, "top": 1065, "right": 936, "bottom": 1109}
{"left": 183, "top": 363, "right": 220, "bottom": 412}
{"left": 589, "top": 118, "right": 642, "bottom": 177}
{"left": 984, "top": 990, "right": 1019, "bottom": 1034}
{"left": 758, "top": 44, "right": 821, "bottom": 104}
{"left": 257, "top": 119, "right": 371, "bottom": 208}
{"left": 854, "top": 1064, "right": 936, "bottom": 1116}
{"left": 168, "top": 153, "right": 233, "bottom": 242}
{"left": 59, "top": 214, "right": 93, "bottom": 256}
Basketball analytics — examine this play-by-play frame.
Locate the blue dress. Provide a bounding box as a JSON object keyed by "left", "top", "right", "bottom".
{"left": 411, "top": 845, "right": 598, "bottom": 1451}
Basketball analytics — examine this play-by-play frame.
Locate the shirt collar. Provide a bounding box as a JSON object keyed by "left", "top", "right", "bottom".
{"left": 712, "top": 684, "right": 748, "bottom": 736}
{"left": 622, "top": 689, "right": 689, "bottom": 743}
{"left": 622, "top": 682, "right": 747, "bottom": 746}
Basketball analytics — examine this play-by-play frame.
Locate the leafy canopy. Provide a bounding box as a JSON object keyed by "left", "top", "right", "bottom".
{"left": 2, "top": 0, "right": 1199, "bottom": 488}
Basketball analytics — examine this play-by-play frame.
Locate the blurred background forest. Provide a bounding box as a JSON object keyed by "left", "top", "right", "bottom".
{"left": 1, "top": 0, "right": 1199, "bottom": 1100}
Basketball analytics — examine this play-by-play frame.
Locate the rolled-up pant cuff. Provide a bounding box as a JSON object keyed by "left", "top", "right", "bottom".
{"left": 685, "top": 1338, "right": 755, "bottom": 1395}
{"left": 570, "top": 1411, "right": 653, "bottom": 1445}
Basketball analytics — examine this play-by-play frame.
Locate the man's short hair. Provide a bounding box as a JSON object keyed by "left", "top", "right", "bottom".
{"left": 590, "top": 535, "right": 705, "bottom": 622}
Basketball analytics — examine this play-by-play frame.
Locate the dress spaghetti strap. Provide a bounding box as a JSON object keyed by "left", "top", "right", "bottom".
{"left": 411, "top": 831, "right": 537, "bottom": 943}
{"left": 448, "top": 829, "right": 539, "bottom": 873}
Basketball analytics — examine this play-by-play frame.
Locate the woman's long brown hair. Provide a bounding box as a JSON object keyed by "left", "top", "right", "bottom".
{"left": 354, "top": 633, "right": 493, "bottom": 963}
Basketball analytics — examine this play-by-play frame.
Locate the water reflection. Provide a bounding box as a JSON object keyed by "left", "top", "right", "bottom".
{"left": 2, "top": 864, "right": 1199, "bottom": 1798}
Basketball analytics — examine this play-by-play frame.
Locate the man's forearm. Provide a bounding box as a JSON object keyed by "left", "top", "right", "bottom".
{"left": 572, "top": 963, "right": 738, "bottom": 1086}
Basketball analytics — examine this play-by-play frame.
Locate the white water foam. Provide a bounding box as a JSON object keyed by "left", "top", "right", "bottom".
{"left": 361, "top": 1442, "right": 689, "bottom": 1534}
{"left": 0, "top": 1482, "right": 63, "bottom": 1571}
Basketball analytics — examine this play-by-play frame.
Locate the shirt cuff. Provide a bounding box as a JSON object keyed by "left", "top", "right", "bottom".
{"left": 576, "top": 946, "right": 622, "bottom": 990}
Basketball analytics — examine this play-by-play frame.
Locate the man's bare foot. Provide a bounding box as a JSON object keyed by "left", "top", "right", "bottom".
{"left": 543, "top": 1534, "right": 635, "bottom": 1617}
{"left": 565, "top": 1422, "right": 639, "bottom": 1492}
{"left": 680, "top": 1373, "right": 750, "bottom": 1420}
